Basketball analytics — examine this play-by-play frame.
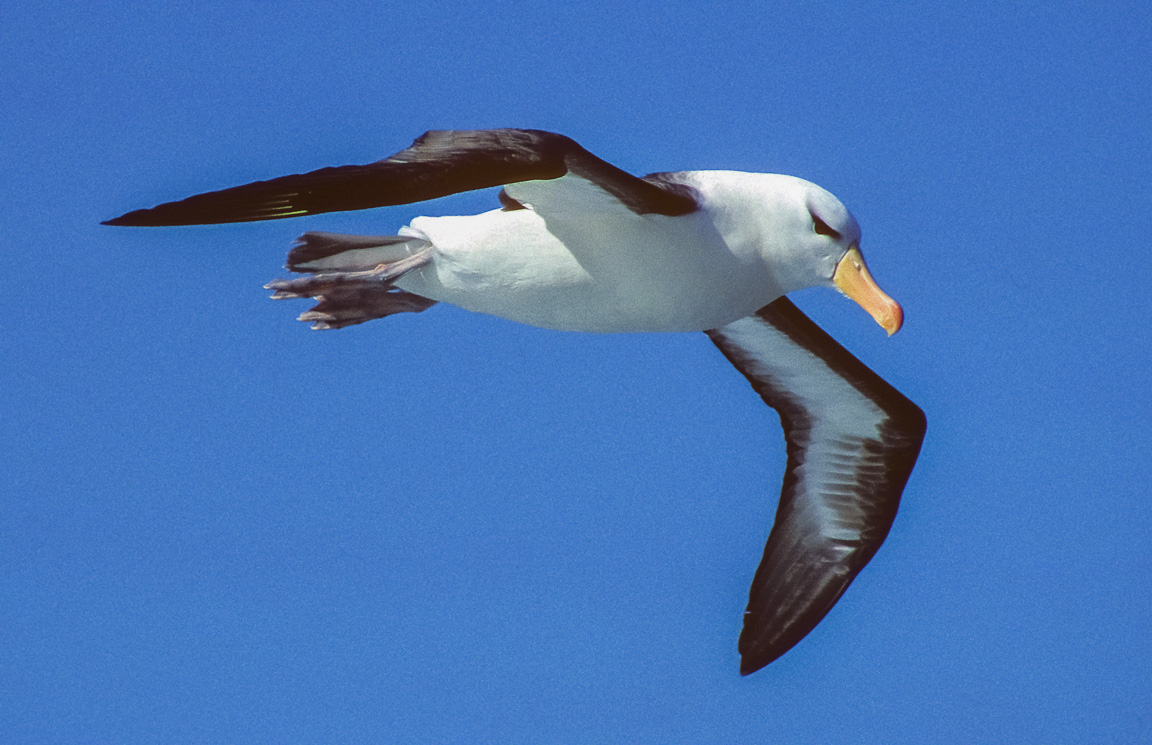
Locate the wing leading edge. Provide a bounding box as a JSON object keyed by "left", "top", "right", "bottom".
{"left": 102, "top": 129, "right": 698, "bottom": 226}
{"left": 706, "top": 297, "right": 926, "bottom": 675}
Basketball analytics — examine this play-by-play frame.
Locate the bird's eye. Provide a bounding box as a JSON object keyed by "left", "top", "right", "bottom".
{"left": 811, "top": 213, "right": 841, "bottom": 240}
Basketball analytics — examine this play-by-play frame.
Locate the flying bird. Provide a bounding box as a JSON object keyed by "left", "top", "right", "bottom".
{"left": 104, "top": 129, "right": 926, "bottom": 675}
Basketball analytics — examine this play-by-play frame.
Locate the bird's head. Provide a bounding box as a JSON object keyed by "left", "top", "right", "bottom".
{"left": 748, "top": 175, "right": 903, "bottom": 335}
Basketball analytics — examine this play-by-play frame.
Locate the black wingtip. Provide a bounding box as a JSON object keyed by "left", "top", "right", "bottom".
{"left": 101, "top": 207, "right": 183, "bottom": 227}
{"left": 739, "top": 648, "right": 783, "bottom": 676}
{"left": 101, "top": 213, "right": 136, "bottom": 226}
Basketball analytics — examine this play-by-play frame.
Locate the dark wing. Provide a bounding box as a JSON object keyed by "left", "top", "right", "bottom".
{"left": 102, "top": 129, "right": 698, "bottom": 226}
{"left": 705, "top": 298, "right": 926, "bottom": 675}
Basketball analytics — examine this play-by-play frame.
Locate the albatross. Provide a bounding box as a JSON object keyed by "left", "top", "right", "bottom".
{"left": 104, "top": 128, "right": 926, "bottom": 675}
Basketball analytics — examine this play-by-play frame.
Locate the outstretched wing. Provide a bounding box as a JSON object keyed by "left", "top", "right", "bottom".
{"left": 102, "top": 129, "right": 698, "bottom": 226}
{"left": 705, "top": 298, "right": 926, "bottom": 675}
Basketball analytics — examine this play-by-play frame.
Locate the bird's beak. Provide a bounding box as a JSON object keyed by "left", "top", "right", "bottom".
{"left": 833, "top": 246, "right": 904, "bottom": 335}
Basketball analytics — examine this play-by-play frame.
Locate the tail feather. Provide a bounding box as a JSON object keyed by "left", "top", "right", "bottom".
{"left": 288, "top": 231, "right": 429, "bottom": 273}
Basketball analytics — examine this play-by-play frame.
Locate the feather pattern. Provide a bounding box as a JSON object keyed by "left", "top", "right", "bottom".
{"left": 706, "top": 298, "right": 926, "bottom": 674}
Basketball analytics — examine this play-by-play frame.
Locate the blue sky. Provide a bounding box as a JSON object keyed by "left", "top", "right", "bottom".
{"left": 3, "top": 1, "right": 1150, "bottom": 742}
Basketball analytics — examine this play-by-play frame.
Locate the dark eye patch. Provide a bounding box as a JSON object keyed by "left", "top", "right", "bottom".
{"left": 811, "top": 213, "right": 841, "bottom": 239}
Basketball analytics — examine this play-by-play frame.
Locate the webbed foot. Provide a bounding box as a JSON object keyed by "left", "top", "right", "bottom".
{"left": 266, "top": 246, "right": 436, "bottom": 329}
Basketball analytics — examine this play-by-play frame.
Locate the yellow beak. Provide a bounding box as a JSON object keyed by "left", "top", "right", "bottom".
{"left": 833, "top": 246, "right": 904, "bottom": 335}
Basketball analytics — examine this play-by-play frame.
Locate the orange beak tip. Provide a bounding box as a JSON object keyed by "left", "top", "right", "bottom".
{"left": 833, "top": 246, "right": 905, "bottom": 337}
{"left": 885, "top": 303, "right": 904, "bottom": 336}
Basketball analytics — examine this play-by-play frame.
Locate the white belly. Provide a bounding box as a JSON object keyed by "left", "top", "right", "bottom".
{"left": 393, "top": 207, "right": 780, "bottom": 333}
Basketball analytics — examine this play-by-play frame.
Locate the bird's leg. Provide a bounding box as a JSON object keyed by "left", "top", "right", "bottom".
{"left": 265, "top": 247, "right": 437, "bottom": 330}
{"left": 265, "top": 248, "right": 432, "bottom": 299}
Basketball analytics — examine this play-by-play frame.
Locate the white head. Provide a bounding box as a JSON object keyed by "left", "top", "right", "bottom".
{"left": 700, "top": 172, "right": 902, "bottom": 335}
